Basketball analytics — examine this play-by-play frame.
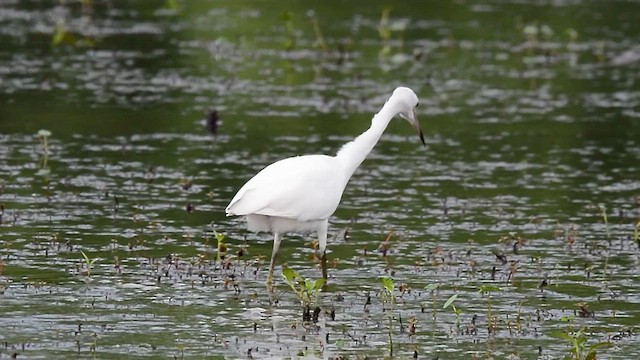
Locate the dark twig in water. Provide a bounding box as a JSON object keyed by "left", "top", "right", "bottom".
{"left": 206, "top": 109, "right": 218, "bottom": 135}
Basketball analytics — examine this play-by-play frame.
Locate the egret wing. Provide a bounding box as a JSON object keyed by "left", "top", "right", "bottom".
{"left": 226, "top": 155, "right": 345, "bottom": 221}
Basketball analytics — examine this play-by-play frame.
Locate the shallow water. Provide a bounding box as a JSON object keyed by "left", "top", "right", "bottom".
{"left": 1, "top": 0, "right": 640, "bottom": 359}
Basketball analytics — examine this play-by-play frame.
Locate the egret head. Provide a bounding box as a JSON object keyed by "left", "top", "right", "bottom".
{"left": 390, "top": 87, "right": 425, "bottom": 146}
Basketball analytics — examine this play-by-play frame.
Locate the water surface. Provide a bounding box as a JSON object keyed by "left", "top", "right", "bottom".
{"left": 1, "top": 0, "right": 639, "bottom": 358}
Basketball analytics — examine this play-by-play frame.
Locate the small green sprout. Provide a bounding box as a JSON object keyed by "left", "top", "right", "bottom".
{"left": 80, "top": 250, "right": 98, "bottom": 277}
{"left": 377, "top": 8, "right": 392, "bottom": 58}
{"left": 380, "top": 276, "right": 396, "bottom": 356}
{"left": 596, "top": 203, "right": 610, "bottom": 238}
{"left": 443, "top": 293, "right": 461, "bottom": 329}
{"left": 307, "top": 11, "right": 327, "bottom": 52}
{"left": 214, "top": 230, "right": 226, "bottom": 262}
{"left": 282, "top": 11, "right": 296, "bottom": 50}
{"left": 424, "top": 283, "right": 438, "bottom": 320}
{"left": 478, "top": 285, "right": 502, "bottom": 334}
{"left": 381, "top": 276, "right": 394, "bottom": 294}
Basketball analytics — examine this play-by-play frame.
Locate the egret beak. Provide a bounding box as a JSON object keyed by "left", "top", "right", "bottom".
{"left": 401, "top": 110, "right": 425, "bottom": 146}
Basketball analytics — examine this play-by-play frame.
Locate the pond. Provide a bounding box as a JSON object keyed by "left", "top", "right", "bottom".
{"left": 1, "top": 0, "right": 639, "bottom": 358}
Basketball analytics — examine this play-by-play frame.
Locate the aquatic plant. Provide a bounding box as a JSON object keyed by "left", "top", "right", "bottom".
{"left": 213, "top": 230, "right": 227, "bottom": 261}
{"left": 550, "top": 316, "right": 610, "bottom": 360}
{"left": 175, "top": 343, "right": 186, "bottom": 359}
{"left": 307, "top": 11, "right": 327, "bottom": 52}
{"left": 80, "top": 250, "right": 98, "bottom": 278}
{"left": 424, "top": 283, "right": 438, "bottom": 321}
{"left": 380, "top": 276, "right": 396, "bottom": 356}
{"left": 378, "top": 8, "right": 392, "bottom": 58}
{"left": 209, "top": 225, "right": 227, "bottom": 262}
{"left": 51, "top": 24, "right": 75, "bottom": 47}
{"left": 282, "top": 11, "right": 296, "bottom": 51}
{"left": 595, "top": 203, "right": 610, "bottom": 239}
{"left": 443, "top": 293, "right": 461, "bottom": 331}
{"left": 36, "top": 129, "right": 52, "bottom": 177}
{"left": 51, "top": 23, "right": 96, "bottom": 48}
{"left": 376, "top": 7, "right": 409, "bottom": 60}
{"left": 281, "top": 266, "right": 324, "bottom": 320}
{"left": 478, "top": 285, "right": 502, "bottom": 334}
{"left": 37, "top": 129, "right": 51, "bottom": 155}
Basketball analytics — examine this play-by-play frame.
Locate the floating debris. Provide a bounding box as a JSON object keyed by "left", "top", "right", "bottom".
{"left": 206, "top": 109, "right": 219, "bottom": 135}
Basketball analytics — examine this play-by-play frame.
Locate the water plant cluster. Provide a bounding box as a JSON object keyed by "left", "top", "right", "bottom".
{"left": 2, "top": 192, "right": 637, "bottom": 358}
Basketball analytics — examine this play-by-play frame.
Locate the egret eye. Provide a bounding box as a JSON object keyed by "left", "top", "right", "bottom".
{"left": 415, "top": 102, "right": 419, "bottom": 108}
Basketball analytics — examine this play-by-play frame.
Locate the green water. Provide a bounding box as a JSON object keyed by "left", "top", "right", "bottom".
{"left": 1, "top": 0, "right": 639, "bottom": 358}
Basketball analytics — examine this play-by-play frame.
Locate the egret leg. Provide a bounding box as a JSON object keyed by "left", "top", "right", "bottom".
{"left": 317, "top": 220, "right": 328, "bottom": 286}
{"left": 267, "top": 232, "right": 282, "bottom": 289}
{"left": 321, "top": 252, "right": 327, "bottom": 281}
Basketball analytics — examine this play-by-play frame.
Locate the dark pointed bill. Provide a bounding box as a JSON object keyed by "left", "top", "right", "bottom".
{"left": 416, "top": 125, "right": 426, "bottom": 146}
{"left": 411, "top": 110, "right": 426, "bottom": 146}
{"left": 401, "top": 109, "right": 425, "bottom": 146}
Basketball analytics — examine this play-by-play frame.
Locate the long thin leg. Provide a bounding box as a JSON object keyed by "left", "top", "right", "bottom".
{"left": 267, "top": 232, "right": 282, "bottom": 289}
{"left": 321, "top": 252, "right": 327, "bottom": 281}
{"left": 317, "top": 220, "right": 328, "bottom": 288}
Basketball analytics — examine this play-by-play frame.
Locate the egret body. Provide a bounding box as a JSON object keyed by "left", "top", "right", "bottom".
{"left": 226, "top": 87, "right": 424, "bottom": 286}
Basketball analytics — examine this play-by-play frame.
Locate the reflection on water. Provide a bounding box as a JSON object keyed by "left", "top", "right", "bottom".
{"left": 1, "top": 0, "right": 640, "bottom": 358}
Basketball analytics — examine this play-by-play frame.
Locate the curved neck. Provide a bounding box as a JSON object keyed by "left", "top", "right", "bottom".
{"left": 335, "top": 101, "right": 398, "bottom": 178}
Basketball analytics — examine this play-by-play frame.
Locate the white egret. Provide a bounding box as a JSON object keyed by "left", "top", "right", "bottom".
{"left": 226, "top": 87, "right": 424, "bottom": 286}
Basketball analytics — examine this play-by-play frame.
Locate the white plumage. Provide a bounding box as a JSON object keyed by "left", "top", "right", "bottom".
{"left": 227, "top": 155, "right": 346, "bottom": 223}
{"left": 226, "top": 87, "right": 424, "bottom": 287}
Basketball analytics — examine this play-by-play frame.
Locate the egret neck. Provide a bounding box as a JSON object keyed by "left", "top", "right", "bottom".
{"left": 336, "top": 98, "right": 402, "bottom": 179}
